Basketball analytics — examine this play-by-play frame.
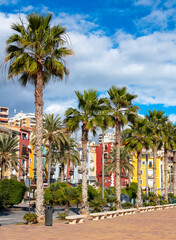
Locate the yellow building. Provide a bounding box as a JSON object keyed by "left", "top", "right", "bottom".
{"left": 132, "top": 154, "right": 163, "bottom": 195}
{"left": 29, "top": 145, "right": 47, "bottom": 183}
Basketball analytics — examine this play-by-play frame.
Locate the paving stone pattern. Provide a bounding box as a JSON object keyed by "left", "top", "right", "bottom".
{"left": 1, "top": 208, "right": 176, "bottom": 240}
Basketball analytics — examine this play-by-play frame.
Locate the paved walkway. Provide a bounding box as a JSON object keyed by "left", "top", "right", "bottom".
{"left": 1, "top": 208, "right": 176, "bottom": 240}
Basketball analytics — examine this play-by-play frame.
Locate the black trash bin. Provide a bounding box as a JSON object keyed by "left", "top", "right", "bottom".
{"left": 45, "top": 205, "right": 53, "bottom": 226}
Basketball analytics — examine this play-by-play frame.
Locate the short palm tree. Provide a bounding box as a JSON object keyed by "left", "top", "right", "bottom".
{"left": 107, "top": 86, "right": 138, "bottom": 209}
{"left": 146, "top": 110, "right": 168, "bottom": 194}
{"left": 43, "top": 113, "right": 69, "bottom": 186}
{"left": 0, "top": 134, "right": 19, "bottom": 180}
{"left": 58, "top": 138, "right": 80, "bottom": 182}
{"left": 4, "top": 13, "right": 73, "bottom": 220}
{"left": 65, "top": 89, "right": 102, "bottom": 215}
{"left": 125, "top": 117, "right": 151, "bottom": 208}
{"left": 105, "top": 146, "right": 134, "bottom": 179}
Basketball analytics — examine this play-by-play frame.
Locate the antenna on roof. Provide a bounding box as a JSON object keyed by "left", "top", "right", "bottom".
{"left": 14, "top": 109, "right": 16, "bottom": 115}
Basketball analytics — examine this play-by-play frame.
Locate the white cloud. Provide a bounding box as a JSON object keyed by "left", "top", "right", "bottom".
{"left": 133, "top": 0, "right": 156, "bottom": 6}
{"left": 1, "top": 12, "right": 176, "bottom": 117}
{"left": 168, "top": 114, "right": 176, "bottom": 123}
{"left": 0, "top": 0, "right": 18, "bottom": 5}
{"left": 21, "top": 6, "right": 34, "bottom": 13}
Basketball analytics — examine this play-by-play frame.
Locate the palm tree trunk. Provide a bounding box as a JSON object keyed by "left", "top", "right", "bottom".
{"left": 47, "top": 141, "right": 52, "bottom": 187}
{"left": 80, "top": 124, "right": 89, "bottom": 215}
{"left": 173, "top": 151, "right": 176, "bottom": 196}
{"left": 115, "top": 117, "right": 121, "bottom": 210}
{"left": 137, "top": 151, "right": 142, "bottom": 208}
{"left": 60, "top": 163, "right": 64, "bottom": 182}
{"left": 153, "top": 144, "right": 157, "bottom": 194}
{"left": 164, "top": 147, "right": 168, "bottom": 202}
{"left": 35, "top": 61, "right": 44, "bottom": 221}
{"left": 65, "top": 201, "right": 70, "bottom": 216}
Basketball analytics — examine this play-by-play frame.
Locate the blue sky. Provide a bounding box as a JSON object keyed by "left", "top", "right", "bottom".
{"left": 1, "top": 0, "right": 176, "bottom": 123}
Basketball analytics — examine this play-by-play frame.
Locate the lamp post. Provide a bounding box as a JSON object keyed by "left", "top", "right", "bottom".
{"left": 146, "top": 149, "right": 149, "bottom": 196}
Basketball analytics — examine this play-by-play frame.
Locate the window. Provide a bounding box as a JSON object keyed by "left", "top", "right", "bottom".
{"left": 105, "top": 144, "right": 108, "bottom": 151}
{"left": 149, "top": 161, "right": 152, "bottom": 168}
{"left": 104, "top": 153, "right": 108, "bottom": 159}
{"left": 141, "top": 180, "right": 143, "bottom": 184}
{"left": 142, "top": 161, "right": 145, "bottom": 165}
{"left": 22, "top": 132, "right": 28, "bottom": 140}
{"left": 141, "top": 170, "right": 143, "bottom": 175}
{"left": 29, "top": 158, "right": 32, "bottom": 164}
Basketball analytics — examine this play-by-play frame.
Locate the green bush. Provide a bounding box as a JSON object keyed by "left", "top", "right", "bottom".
{"left": 168, "top": 193, "right": 176, "bottom": 203}
{"left": 0, "top": 179, "right": 27, "bottom": 208}
{"left": 23, "top": 213, "right": 38, "bottom": 224}
{"left": 122, "top": 202, "right": 134, "bottom": 209}
{"left": 160, "top": 199, "right": 167, "bottom": 205}
{"left": 58, "top": 213, "right": 66, "bottom": 220}
{"left": 44, "top": 182, "right": 82, "bottom": 216}
{"left": 106, "top": 195, "right": 116, "bottom": 211}
{"left": 90, "top": 196, "right": 106, "bottom": 213}
{"left": 126, "top": 183, "right": 137, "bottom": 200}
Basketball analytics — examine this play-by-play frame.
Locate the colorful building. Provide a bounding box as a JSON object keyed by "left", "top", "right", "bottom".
{"left": 131, "top": 152, "right": 163, "bottom": 195}
{"left": 96, "top": 142, "right": 129, "bottom": 188}
{"left": 0, "top": 124, "right": 31, "bottom": 180}
{"left": 0, "top": 107, "right": 9, "bottom": 125}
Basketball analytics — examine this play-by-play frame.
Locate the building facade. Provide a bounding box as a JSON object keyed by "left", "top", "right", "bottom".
{"left": 9, "top": 112, "right": 36, "bottom": 128}
{"left": 0, "top": 107, "right": 9, "bottom": 125}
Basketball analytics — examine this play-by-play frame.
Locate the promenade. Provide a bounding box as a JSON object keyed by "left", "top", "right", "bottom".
{"left": 1, "top": 208, "right": 176, "bottom": 240}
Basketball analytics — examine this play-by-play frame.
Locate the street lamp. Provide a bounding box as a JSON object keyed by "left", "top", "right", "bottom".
{"left": 146, "top": 149, "right": 149, "bottom": 197}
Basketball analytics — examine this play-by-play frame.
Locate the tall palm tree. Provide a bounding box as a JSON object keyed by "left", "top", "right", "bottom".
{"left": 65, "top": 89, "right": 102, "bottom": 215}
{"left": 43, "top": 113, "right": 69, "bottom": 186}
{"left": 0, "top": 133, "right": 19, "bottom": 180}
{"left": 107, "top": 86, "right": 138, "bottom": 209}
{"left": 125, "top": 117, "right": 151, "bottom": 208}
{"left": 4, "top": 13, "right": 73, "bottom": 220}
{"left": 58, "top": 138, "right": 80, "bottom": 182}
{"left": 146, "top": 110, "right": 168, "bottom": 194}
{"left": 105, "top": 146, "right": 134, "bottom": 178}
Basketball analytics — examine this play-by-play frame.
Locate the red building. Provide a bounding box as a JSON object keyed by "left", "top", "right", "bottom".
{"left": 18, "top": 128, "right": 31, "bottom": 180}
{"left": 96, "top": 142, "right": 129, "bottom": 188}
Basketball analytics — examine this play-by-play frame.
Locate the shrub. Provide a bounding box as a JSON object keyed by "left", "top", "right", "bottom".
{"left": 90, "top": 196, "right": 106, "bottom": 213}
{"left": 106, "top": 195, "right": 116, "bottom": 211}
{"left": 58, "top": 213, "right": 66, "bottom": 220}
{"left": 122, "top": 202, "right": 133, "bottom": 209}
{"left": 23, "top": 213, "right": 38, "bottom": 224}
{"left": 0, "top": 179, "right": 27, "bottom": 208}
{"left": 126, "top": 183, "right": 137, "bottom": 200}
{"left": 160, "top": 199, "right": 167, "bottom": 205}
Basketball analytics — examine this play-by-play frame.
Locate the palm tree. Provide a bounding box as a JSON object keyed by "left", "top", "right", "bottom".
{"left": 4, "top": 13, "right": 73, "bottom": 220}
{"left": 125, "top": 117, "right": 151, "bottom": 208}
{"left": 107, "top": 86, "right": 138, "bottom": 209}
{"left": 105, "top": 146, "right": 134, "bottom": 179}
{"left": 55, "top": 137, "right": 80, "bottom": 182}
{"left": 0, "top": 133, "right": 19, "bottom": 180}
{"left": 43, "top": 113, "right": 69, "bottom": 187}
{"left": 65, "top": 89, "right": 102, "bottom": 215}
{"left": 146, "top": 110, "right": 168, "bottom": 194}
{"left": 162, "top": 121, "right": 174, "bottom": 202}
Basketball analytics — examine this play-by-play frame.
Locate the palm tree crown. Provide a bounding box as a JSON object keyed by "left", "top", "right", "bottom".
{"left": 0, "top": 134, "right": 19, "bottom": 180}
